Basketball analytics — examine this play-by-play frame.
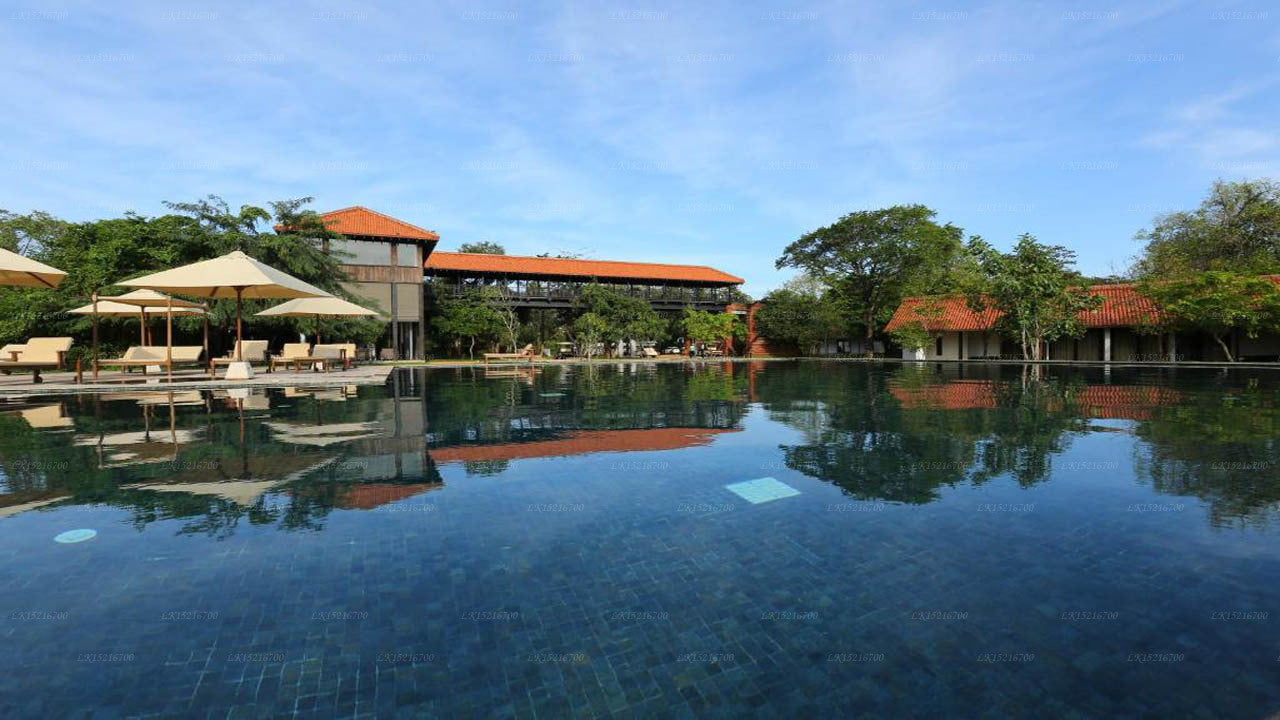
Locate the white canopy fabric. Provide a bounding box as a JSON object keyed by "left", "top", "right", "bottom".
{"left": 105, "top": 289, "right": 204, "bottom": 309}
{"left": 0, "top": 248, "right": 66, "bottom": 288}
{"left": 119, "top": 250, "right": 332, "bottom": 300}
{"left": 118, "top": 250, "right": 333, "bottom": 364}
{"left": 256, "top": 296, "right": 377, "bottom": 318}
{"left": 68, "top": 300, "right": 203, "bottom": 316}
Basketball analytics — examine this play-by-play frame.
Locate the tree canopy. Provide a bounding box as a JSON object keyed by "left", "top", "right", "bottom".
{"left": 967, "top": 234, "right": 1101, "bottom": 360}
{"left": 458, "top": 241, "right": 506, "bottom": 255}
{"left": 1139, "top": 271, "right": 1280, "bottom": 361}
{"left": 776, "top": 204, "right": 966, "bottom": 355}
{"left": 1133, "top": 179, "right": 1280, "bottom": 278}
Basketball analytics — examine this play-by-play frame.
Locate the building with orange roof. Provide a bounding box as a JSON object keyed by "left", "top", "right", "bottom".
{"left": 885, "top": 279, "right": 1280, "bottom": 362}
{"left": 313, "top": 206, "right": 440, "bottom": 360}
{"left": 304, "top": 206, "right": 745, "bottom": 358}
{"left": 424, "top": 251, "right": 743, "bottom": 312}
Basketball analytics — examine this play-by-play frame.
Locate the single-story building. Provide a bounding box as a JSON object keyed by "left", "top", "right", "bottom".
{"left": 885, "top": 281, "right": 1280, "bottom": 362}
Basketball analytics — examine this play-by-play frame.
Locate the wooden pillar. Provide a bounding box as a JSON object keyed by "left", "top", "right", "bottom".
{"left": 417, "top": 248, "right": 427, "bottom": 361}
{"left": 389, "top": 242, "right": 399, "bottom": 360}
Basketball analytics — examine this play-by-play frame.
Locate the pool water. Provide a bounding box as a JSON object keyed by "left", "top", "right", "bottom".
{"left": 2, "top": 362, "right": 1279, "bottom": 717}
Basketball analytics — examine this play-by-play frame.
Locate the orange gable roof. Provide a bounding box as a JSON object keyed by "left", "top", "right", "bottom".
{"left": 319, "top": 206, "right": 439, "bottom": 242}
{"left": 425, "top": 251, "right": 744, "bottom": 285}
{"left": 888, "top": 277, "right": 1280, "bottom": 333}
{"left": 884, "top": 296, "right": 1002, "bottom": 332}
{"left": 886, "top": 284, "right": 1163, "bottom": 332}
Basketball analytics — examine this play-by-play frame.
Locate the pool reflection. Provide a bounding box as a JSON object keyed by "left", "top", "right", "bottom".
{"left": 1, "top": 362, "right": 1279, "bottom": 533}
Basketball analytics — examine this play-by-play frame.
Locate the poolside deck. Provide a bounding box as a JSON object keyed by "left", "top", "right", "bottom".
{"left": 0, "top": 363, "right": 394, "bottom": 397}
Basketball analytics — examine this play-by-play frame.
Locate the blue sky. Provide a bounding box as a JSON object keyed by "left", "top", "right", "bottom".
{"left": 2, "top": 1, "right": 1277, "bottom": 296}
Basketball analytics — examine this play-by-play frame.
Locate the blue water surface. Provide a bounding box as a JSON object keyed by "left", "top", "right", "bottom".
{"left": 1, "top": 362, "right": 1278, "bottom": 718}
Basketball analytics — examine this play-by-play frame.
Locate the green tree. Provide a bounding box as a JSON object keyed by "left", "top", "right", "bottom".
{"left": 681, "top": 309, "right": 736, "bottom": 350}
{"left": 574, "top": 283, "right": 662, "bottom": 355}
{"left": 1139, "top": 271, "right": 1280, "bottom": 362}
{"left": 1134, "top": 179, "right": 1280, "bottom": 277}
{"left": 753, "top": 278, "right": 845, "bottom": 355}
{"left": 431, "top": 290, "right": 502, "bottom": 359}
{"left": 967, "top": 234, "right": 1102, "bottom": 360}
{"left": 571, "top": 312, "right": 609, "bottom": 360}
{"left": 458, "top": 241, "right": 506, "bottom": 254}
{"left": 776, "top": 204, "right": 965, "bottom": 356}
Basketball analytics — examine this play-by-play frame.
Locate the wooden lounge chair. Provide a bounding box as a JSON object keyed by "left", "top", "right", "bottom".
{"left": 0, "top": 337, "right": 72, "bottom": 383}
{"left": 96, "top": 346, "right": 208, "bottom": 379}
{"left": 484, "top": 344, "right": 534, "bottom": 365}
{"left": 0, "top": 343, "right": 27, "bottom": 362}
{"left": 269, "top": 343, "right": 320, "bottom": 373}
{"left": 314, "top": 343, "right": 357, "bottom": 370}
{"left": 211, "top": 340, "right": 269, "bottom": 371}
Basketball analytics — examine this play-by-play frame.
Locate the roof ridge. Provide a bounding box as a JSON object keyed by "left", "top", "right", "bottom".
{"left": 433, "top": 250, "right": 732, "bottom": 273}
{"left": 319, "top": 206, "right": 439, "bottom": 239}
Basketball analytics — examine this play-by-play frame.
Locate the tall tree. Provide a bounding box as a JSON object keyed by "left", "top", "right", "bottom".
{"left": 574, "top": 283, "right": 662, "bottom": 355}
{"left": 776, "top": 205, "right": 965, "bottom": 356}
{"left": 1139, "top": 271, "right": 1280, "bottom": 362}
{"left": 967, "top": 234, "right": 1102, "bottom": 360}
{"left": 431, "top": 290, "right": 502, "bottom": 359}
{"left": 681, "top": 309, "right": 737, "bottom": 351}
{"left": 754, "top": 277, "right": 845, "bottom": 355}
{"left": 1133, "top": 179, "right": 1280, "bottom": 277}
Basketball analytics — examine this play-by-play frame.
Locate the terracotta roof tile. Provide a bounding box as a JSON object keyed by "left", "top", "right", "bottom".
{"left": 425, "top": 251, "right": 744, "bottom": 285}
{"left": 887, "top": 284, "right": 1165, "bottom": 332}
{"left": 888, "top": 277, "right": 1280, "bottom": 333}
{"left": 884, "top": 296, "right": 1002, "bottom": 332}
{"left": 319, "top": 206, "right": 439, "bottom": 242}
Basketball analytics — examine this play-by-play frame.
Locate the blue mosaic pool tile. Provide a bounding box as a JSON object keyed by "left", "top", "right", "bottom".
{"left": 724, "top": 477, "right": 800, "bottom": 505}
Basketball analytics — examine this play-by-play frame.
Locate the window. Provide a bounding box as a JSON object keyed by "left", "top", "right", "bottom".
{"left": 396, "top": 244, "right": 419, "bottom": 267}
{"left": 935, "top": 336, "right": 944, "bottom": 357}
{"left": 329, "top": 238, "right": 392, "bottom": 265}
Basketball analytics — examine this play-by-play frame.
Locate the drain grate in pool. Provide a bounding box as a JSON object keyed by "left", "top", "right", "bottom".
{"left": 724, "top": 477, "right": 800, "bottom": 505}
{"left": 54, "top": 529, "right": 97, "bottom": 544}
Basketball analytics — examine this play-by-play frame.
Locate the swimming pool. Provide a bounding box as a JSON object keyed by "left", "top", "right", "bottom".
{"left": 1, "top": 362, "right": 1278, "bottom": 717}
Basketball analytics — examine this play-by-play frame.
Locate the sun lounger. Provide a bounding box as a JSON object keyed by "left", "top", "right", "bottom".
{"left": 484, "top": 344, "right": 534, "bottom": 364}
{"left": 210, "top": 340, "right": 269, "bottom": 370}
{"left": 642, "top": 347, "right": 659, "bottom": 358}
{"left": 314, "top": 343, "right": 357, "bottom": 370}
{"left": 270, "top": 343, "right": 324, "bottom": 372}
{"left": 95, "top": 346, "right": 208, "bottom": 379}
{"left": 0, "top": 337, "right": 72, "bottom": 383}
{"left": 0, "top": 344, "right": 27, "bottom": 362}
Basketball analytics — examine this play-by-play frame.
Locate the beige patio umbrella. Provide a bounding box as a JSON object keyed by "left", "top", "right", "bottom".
{"left": 0, "top": 247, "right": 65, "bottom": 288}
{"left": 256, "top": 296, "right": 377, "bottom": 344}
{"left": 72, "top": 290, "right": 207, "bottom": 380}
{"left": 68, "top": 299, "right": 203, "bottom": 344}
{"left": 119, "top": 251, "right": 332, "bottom": 378}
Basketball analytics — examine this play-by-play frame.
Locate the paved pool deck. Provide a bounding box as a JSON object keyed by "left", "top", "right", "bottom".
{"left": 0, "top": 363, "right": 395, "bottom": 397}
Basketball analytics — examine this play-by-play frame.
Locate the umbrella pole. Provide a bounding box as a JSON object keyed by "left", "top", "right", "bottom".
{"left": 235, "top": 288, "right": 244, "bottom": 362}
{"left": 202, "top": 303, "right": 209, "bottom": 358}
{"left": 91, "top": 292, "right": 99, "bottom": 380}
{"left": 316, "top": 314, "right": 322, "bottom": 345}
{"left": 166, "top": 296, "right": 173, "bottom": 383}
{"left": 139, "top": 310, "right": 146, "bottom": 346}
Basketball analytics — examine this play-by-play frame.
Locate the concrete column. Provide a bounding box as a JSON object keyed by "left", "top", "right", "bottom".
{"left": 1167, "top": 332, "right": 1177, "bottom": 362}
{"left": 389, "top": 243, "right": 399, "bottom": 360}
{"left": 1103, "top": 328, "right": 1112, "bottom": 363}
